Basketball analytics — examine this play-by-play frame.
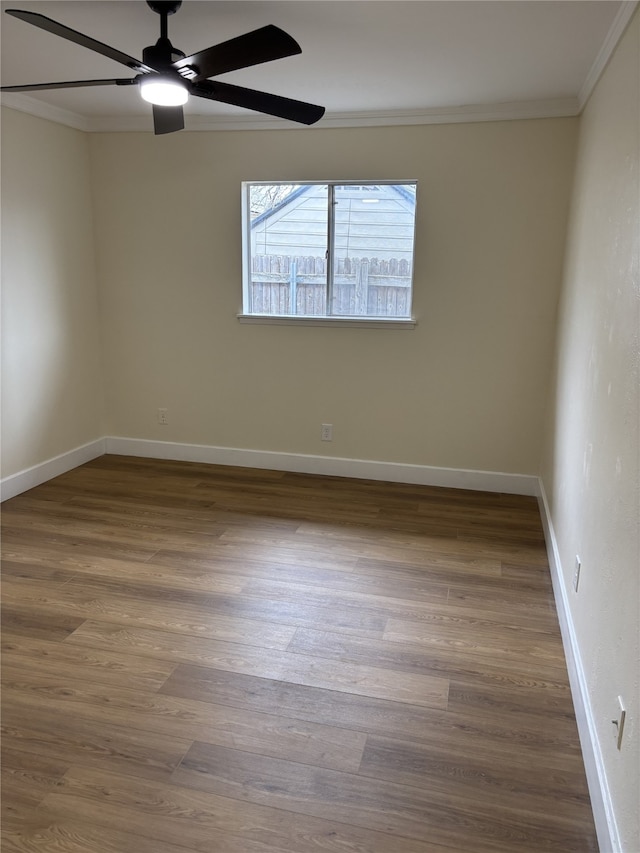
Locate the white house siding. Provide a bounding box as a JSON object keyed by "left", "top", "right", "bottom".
{"left": 251, "top": 183, "right": 416, "bottom": 263}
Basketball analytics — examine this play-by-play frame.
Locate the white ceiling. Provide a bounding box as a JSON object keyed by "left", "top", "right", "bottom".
{"left": 0, "top": 1, "right": 636, "bottom": 131}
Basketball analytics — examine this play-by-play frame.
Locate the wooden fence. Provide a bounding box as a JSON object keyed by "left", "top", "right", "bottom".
{"left": 250, "top": 255, "right": 412, "bottom": 317}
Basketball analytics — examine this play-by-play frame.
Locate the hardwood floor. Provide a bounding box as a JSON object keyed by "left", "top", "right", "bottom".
{"left": 1, "top": 455, "right": 598, "bottom": 852}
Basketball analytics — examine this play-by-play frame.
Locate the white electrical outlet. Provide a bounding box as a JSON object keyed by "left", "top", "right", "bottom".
{"left": 321, "top": 423, "right": 333, "bottom": 441}
{"left": 612, "top": 696, "right": 626, "bottom": 750}
{"left": 573, "top": 555, "right": 581, "bottom": 592}
{"left": 158, "top": 408, "right": 168, "bottom": 425}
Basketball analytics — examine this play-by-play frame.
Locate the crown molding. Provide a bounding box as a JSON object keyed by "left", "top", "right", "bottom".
{"left": 84, "top": 98, "right": 582, "bottom": 132}
{"left": 0, "top": 92, "right": 89, "bottom": 132}
{"left": 2, "top": 96, "right": 580, "bottom": 135}
{"left": 314, "top": 99, "right": 580, "bottom": 129}
{"left": 578, "top": 0, "right": 639, "bottom": 110}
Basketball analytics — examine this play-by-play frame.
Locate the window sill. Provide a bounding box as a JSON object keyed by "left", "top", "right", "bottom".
{"left": 237, "top": 314, "right": 416, "bottom": 329}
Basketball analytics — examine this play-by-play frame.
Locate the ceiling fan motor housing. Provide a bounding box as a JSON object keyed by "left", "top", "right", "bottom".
{"left": 143, "top": 38, "right": 185, "bottom": 69}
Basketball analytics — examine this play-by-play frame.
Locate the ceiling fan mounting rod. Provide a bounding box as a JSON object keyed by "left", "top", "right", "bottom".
{"left": 147, "top": 1, "right": 181, "bottom": 40}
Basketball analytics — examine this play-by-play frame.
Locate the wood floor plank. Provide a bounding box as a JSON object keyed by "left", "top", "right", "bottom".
{"left": 2, "top": 703, "right": 191, "bottom": 782}
{"left": 1, "top": 557, "right": 78, "bottom": 584}
{"left": 1, "top": 634, "right": 176, "bottom": 692}
{"left": 241, "top": 576, "right": 449, "bottom": 620}
{"left": 296, "top": 520, "right": 550, "bottom": 562}
{"left": 446, "top": 678, "right": 580, "bottom": 722}
{"left": 1, "top": 664, "right": 367, "bottom": 773}
{"left": 286, "top": 626, "right": 571, "bottom": 691}
{"left": 292, "top": 530, "right": 504, "bottom": 577}
{"left": 1, "top": 527, "right": 159, "bottom": 563}
{"left": 65, "top": 572, "right": 387, "bottom": 638}
{"left": 1, "top": 456, "right": 597, "bottom": 853}
{"left": 500, "top": 560, "right": 554, "bottom": 583}
{"left": 415, "top": 499, "right": 545, "bottom": 526}
{"left": 4, "top": 493, "right": 229, "bottom": 535}
{"left": 64, "top": 621, "right": 449, "bottom": 709}
{"left": 2, "top": 695, "right": 191, "bottom": 779}
{"left": 445, "top": 577, "right": 558, "bottom": 612}
{"left": 383, "top": 615, "right": 565, "bottom": 667}
{"left": 0, "top": 605, "right": 85, "bottom": 642}
{"left": 154, "top": 541, "right": 361, "bottom": 575}
{"left": 1, "top": 818, "right": 204, "bottom": 853}
{"left": 1, "top": 507, "right": 225, "bottom": 553}
{"left": 2, "top": 552, "right": 247, "bottom": 596}
{"left": 40, "top": 766, "right": 456, "bottom": 853}
{"left": 172, "top": 742, "right": 598, "bottom": 853}
{"left": 153, "top": 548, "right": 455, "bottom": 604}
{"left": 1, "top": 576, "right": 299, "bottom": 649}
{"left": 1, "top": 747, "right": 70, "bottom": 825}
{"left": 68, "top": 489, "right": 301, "bottom": 528}
{"left": 358, "top": 733, "right": 592, "bottom": 813}
{"left": 159, "top": 663, "right": 583, "bottom": 753}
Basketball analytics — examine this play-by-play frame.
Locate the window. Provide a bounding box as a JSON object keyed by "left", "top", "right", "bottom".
{"left": 241, "top": 181, "right": 417, "bottom": 322}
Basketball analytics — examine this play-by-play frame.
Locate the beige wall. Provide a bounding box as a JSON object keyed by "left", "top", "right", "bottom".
{"left": 1, "top": 108, "right": 105, "bottom": 479}
{"left": 541, "top": 10, "right": 639, "bottom": 852}
{"left": 90, "top": 117, "right": 576, "bottom": 474}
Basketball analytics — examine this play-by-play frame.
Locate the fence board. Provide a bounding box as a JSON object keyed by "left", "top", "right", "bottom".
{"left": 250, "top": 254, "right": 411, "bottom": 317}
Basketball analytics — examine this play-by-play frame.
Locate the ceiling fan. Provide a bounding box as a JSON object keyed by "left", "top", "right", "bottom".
{"left": 1, "top": 0, "right": 326, "bottom": 134}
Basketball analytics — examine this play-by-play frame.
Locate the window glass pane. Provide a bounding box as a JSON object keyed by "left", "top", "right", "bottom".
{"left": 243, "top": 181, "right": 416, "bottom": 320}
{"left": 331, "top": 184, "right": 416, "bottom": 318}
{"left": 248, "top": 184, "right": 328, "bottom": 316}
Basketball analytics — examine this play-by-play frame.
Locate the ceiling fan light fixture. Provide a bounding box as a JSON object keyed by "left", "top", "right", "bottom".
{"left": 140, "top": 74, "right": 188, "bottom": 106}
{"left": 2, "top": 5, "right": 324, "bottom": 133}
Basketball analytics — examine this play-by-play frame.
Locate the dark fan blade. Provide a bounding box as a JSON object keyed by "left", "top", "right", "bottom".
{"left": 173, "top": 25, "right": 301, "bottom": 81}
{"left": 5, "top": 9, "right": 155, "bottom": 74}
{"left": 193, "top": 80, "right": 324, "bottom": 125}
{"left": 152, "top": 104, "right": 184, "bottom": 135}
{"left": 1, "top": 78, "right": 137, "bottom": 93}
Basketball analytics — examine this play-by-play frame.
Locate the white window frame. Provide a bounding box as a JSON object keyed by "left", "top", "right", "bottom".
{"left": 239, "top": 180, "right": 417, "bottom": 327}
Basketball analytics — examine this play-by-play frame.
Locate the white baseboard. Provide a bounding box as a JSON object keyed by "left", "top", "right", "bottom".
{"left": 536, "top": 481, "right": 618, "bottom": 853}
{"left": 105, "top": 436, "right": 539, "bottom": 496}
{"left": 0, "top": 438, "right": 106, "bottom": 502}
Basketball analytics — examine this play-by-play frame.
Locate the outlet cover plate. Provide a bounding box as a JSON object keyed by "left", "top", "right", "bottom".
{"left": 614, "top": 696, "right": 626, "bottom": 750}
{"left": 321, "top": 423, "right": 333, "bottom": 441}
